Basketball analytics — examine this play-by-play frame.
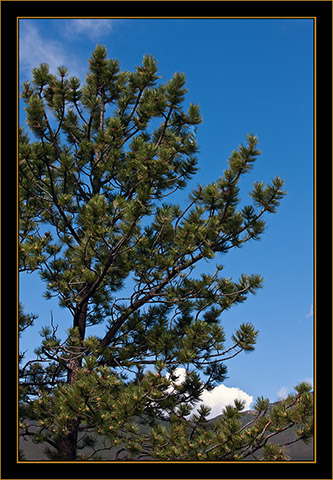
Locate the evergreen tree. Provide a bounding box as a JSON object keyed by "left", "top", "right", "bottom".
{"left": 19, "top": 45, "right": 312, "bottom": 461}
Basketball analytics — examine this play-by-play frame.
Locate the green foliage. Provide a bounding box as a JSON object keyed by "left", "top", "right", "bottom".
{"left": 142, "top": 383, "right": 313, "bottom": 461}
{"left": 17, "top": 45, "right": 302, "bottom": 462}
{"left": 19, "top": 302, "right": 38, "bottom": 336}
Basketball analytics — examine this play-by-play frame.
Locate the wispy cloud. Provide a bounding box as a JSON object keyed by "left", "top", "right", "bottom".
{"left": 277, "top": 377, "right": 313, "bottom": 401}
{"left": 306, "top": 303, "right": 313, "bottom": 318}
{"left": 303, "top": 377, "right": 313, "bottom": 388}
{"left": 277, "top": 385, "right": 288, "bottom": 400}
{"left": 61, "top": 19, "right": 117, "bottom": 41}
{"left": 19, "top": 21, "right": 69, "bottom": 79}
{"left": 19, "top": 19, "right": 120, "bottom": 83}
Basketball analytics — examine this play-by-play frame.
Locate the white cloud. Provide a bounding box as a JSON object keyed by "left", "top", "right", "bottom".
{"left": 197, "top": 384, "right": 254, "bottom": 419}
{"left": 277, "top": 377, "right": 313, "bottom": 401}
{"left": 277, "top": 385, "right": 288, "bottom": 400}
{"left": 62, "top": 19, "right": 116, "bottom": 41}
{"left": 299, "top": 377, "right": 313, "bottom": 390}
{"left": 19, "top": 19, "right": 120, "bottom": 84}
{"left": 19, "top": 21, "right": 68, "bottom": 78}
{"left": 167, "top": 368, "right": 253, "bottom": 420}
{"left": 306, "top": 303, "right": 313, "bottom": 318}
{"left": 166, "top": 367, "right": 187, "bottom": 385}
{"left": 305, "top": 377, "right": 313, "bottom": 387}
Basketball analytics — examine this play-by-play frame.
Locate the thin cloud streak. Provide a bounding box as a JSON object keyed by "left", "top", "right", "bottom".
{"left": 61, "top": 19, "right": 117, "bottom": 41}
{"left": 306, "top": 303, "right": 313, "bottom": 318}
{"left": 277, "top": 386, "right": 288, "bottom": 400}
{"left": 19, "top": 21, "right": 68, "bottom": 78}
{"left": 19, "top": 20, "right": 88, "bottom": 82}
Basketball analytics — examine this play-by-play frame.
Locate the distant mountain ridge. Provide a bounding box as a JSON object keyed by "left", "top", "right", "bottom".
{"left": 209, "top": 405, "right": 313, "bottom": 461}
{"left": 19, "top": 402, "right": 314, "bottom": 461}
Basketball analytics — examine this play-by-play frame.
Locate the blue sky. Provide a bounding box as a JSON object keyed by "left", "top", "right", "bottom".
{"left": 19, "top": 18, "right": 314, "bottom": 409}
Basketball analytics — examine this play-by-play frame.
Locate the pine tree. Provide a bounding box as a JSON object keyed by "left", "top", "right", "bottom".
{"left": 19, "top": 45, "right": 312, "bottom": 461}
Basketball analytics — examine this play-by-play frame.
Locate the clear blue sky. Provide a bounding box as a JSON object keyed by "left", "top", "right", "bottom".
{"left": 19, "top": 18, "right": 314, "bottom": 405}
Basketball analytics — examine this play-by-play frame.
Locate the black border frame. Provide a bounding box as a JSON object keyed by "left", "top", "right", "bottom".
{"left": 2, "top": 1, "right": 332, "bottom": 479}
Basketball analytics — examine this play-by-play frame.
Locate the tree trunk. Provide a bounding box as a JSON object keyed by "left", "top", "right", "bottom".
{"left": 57, "top": 428, "right": 79, "bottom": 461}
{"left": 57, "top": 300, "right": 88, "bottom": 460}
{"left": 74, "top": 297, "right": 89, "bottom": 340}
{"left": 67, "top": 354, "right": 81, "bottom": 385}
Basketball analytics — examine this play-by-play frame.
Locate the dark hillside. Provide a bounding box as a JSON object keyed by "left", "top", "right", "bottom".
{"left": 19, "top": 405, "right": 313, "bottom": 461}
{"left": 214, "top": 408, "right": 313, "bottom": 461}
